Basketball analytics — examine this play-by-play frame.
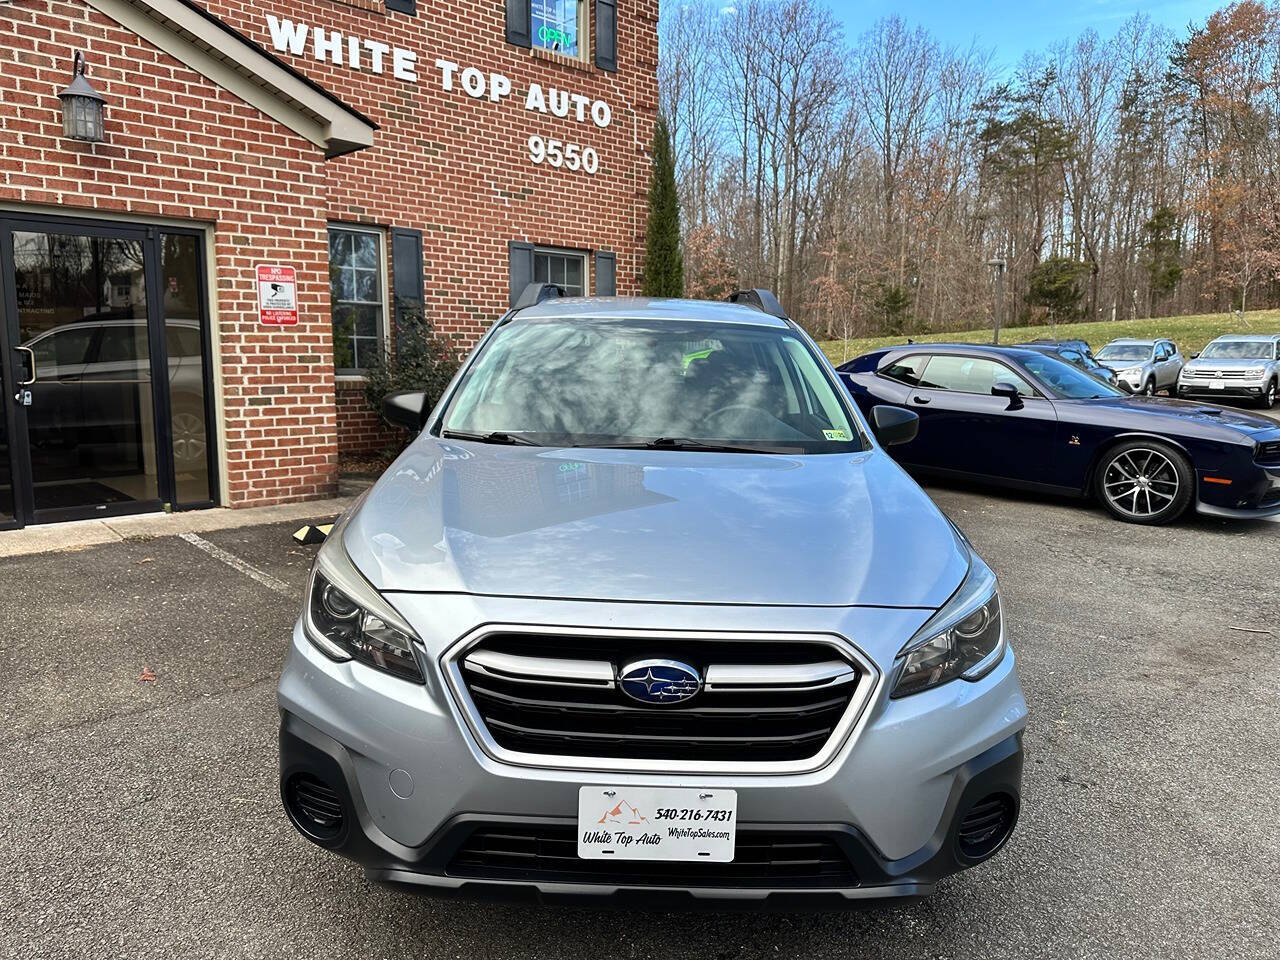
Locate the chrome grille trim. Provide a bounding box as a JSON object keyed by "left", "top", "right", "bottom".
{"left": 441, "top": 624, "right": 882, "bottom": 776}
{"left": 704, "top": 660, "right": 856, "bottom": 692}
{"left": 464, "top": 649, "right": 616, "bottom": 689}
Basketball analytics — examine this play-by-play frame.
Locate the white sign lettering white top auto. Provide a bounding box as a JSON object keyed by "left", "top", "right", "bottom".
{"left": 264, "top": 17, "right": 611, "bottom": 174}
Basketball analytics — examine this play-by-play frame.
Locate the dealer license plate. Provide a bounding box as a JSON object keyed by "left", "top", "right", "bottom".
{"left": 1211, "top": 381, "right": 1225, "bottom": 389}
{"left": 577, "top": 786, "right": 737, "bottom": 862}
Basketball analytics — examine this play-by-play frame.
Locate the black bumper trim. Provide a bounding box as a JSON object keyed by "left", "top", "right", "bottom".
{"left": 279, "top": 712, "right": 1023, "bottom": 907}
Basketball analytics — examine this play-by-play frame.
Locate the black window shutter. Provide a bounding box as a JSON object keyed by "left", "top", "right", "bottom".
{"left": 506, "top": 0, "right": 532, "bottom": 47}
{"left": 595, "top": 0, "right": 617, "bottom": 72}
{"left": 391, "top": 228, "right": 424, "bottom": 350}
{"left": 594, "top": 251, "right": 616, "bottom": 296}
{"left": 509, "top": 241, "right": 535, "bottom": 307}
{"left": 385, "top": 0, "right": 416, "bottom": 14}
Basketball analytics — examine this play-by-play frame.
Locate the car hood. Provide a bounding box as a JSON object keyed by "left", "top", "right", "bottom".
{"left": 1060, "top": 395, "right": 1280, "bottom": 438}
{"left": 344, "top": 437, "right": 969, "bottom": 608}
{"left": 1184, "top": 358, "right": 1270, "bottom": 371}
{"left": 1097, "top": 358, "right": 1149, "bottom": 370}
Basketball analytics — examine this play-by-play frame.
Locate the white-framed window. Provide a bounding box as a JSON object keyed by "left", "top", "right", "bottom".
{"left": 532, "top": 0, "right": 588, "bottom": 60}
{"left": 534, "top": 247, "right": 588, "bottom": 296}
{"left": 327, "top": 224, "right": 386, "bottom": 375}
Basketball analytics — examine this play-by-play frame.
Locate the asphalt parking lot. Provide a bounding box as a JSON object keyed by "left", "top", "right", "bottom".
{"left": 2, "top": 486, "right": 1277, "bottom": 960}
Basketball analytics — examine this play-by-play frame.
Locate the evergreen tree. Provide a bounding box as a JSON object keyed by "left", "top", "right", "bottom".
{"left": 643, "top": 116, "right": 683, "bottom": 297}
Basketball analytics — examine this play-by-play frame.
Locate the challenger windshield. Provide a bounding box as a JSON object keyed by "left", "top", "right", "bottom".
{"left": 440, "top": 318, "right": 864, "bottom": 453}
{"left": 1199, "top": 341, "right": 1274, "bottom": 360}
{"left": 1096, "top": 344, "right": 1151, "bottom": 363}
{"left": 1021, "top": 353, "right": 1125, "bottom": 399}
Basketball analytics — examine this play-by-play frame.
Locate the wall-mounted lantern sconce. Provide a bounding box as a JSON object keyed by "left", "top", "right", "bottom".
{"left": 58, "top": 52, "right": 106, "bottom": 143}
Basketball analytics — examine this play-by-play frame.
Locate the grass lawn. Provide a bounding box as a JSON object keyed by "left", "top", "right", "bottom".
{"left": 818, "top": 308, "right": 1280, "bottom": 367}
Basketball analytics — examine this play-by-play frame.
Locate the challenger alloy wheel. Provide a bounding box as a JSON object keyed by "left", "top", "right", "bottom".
{"left": 1096, "top": 440, "right": 1193, "bottom": 525}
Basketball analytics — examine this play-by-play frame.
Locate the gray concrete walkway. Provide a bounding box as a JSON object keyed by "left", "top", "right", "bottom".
{"left": 0, "top": 490, "right": 361, "bottom": 558}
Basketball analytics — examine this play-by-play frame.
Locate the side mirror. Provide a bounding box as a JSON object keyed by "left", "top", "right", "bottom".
{"left": 992, "top": 382, "right": 1024, "bottom": 410}
{"left": 382, "top": 390, "right": 427, "bottom": 431}
{"left": 870, "top": 405, "right": 919, "bottom": 447}
{"left": 1190, "top": 352, "right": 1200, "bottom": 360}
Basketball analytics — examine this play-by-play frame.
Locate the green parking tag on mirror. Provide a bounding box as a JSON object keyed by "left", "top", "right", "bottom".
{"left": 823, "top": 429, "right": 850, "bottom": 441}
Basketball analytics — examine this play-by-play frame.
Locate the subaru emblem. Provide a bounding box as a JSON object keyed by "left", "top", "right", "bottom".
{"left": 619, "top": 659, "right": 701, "bottom": 705}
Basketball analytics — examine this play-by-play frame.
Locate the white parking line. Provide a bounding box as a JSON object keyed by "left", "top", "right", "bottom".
{"left": 179, "top": 532, "right": 293, "bottom": 597}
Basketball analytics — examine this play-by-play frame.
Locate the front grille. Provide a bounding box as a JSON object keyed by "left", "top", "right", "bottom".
{"left": 1193, "top": 369, "right": 1249, "bottom": 379}
{"left": 957, "top": 793, "right": 1015, "bottom": 859}
{"left": 448, "top": 824, "right": 858, "bottom": 888}
{"left": 454, "top": 633, "right": 864, "bottom": 765}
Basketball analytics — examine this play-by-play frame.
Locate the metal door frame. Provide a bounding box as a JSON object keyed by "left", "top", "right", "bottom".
{"left": 0, "top": 211, "right": 218, "bottom": 528}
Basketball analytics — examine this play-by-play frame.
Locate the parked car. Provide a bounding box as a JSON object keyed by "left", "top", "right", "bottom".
{"left": 837, "top": 343, "right": 1280, "bottom": 524}
{"left": 1021, "top": 338, "right": 1098, "bottom": 361}
{"left": 1014, "top": 340, "right": 1117, "bottom": 385}
{"left": 23, "top": 317, "right": 209, "bottom": 468}
{"left": 1177, "top": 334, "right": 1280, "bottom": 409}
{"left": 278, "top": 287, "right": 1028, "bottom": 906}
{"left": 1095, "top": 338, "right": 1184, "bottom": 395}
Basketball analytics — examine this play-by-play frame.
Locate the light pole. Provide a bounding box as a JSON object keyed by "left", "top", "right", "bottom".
{"left": 987, "top": 257, "right": 1007, "bottom": 345}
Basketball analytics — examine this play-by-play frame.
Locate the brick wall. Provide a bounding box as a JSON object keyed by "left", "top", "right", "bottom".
{"left": 205, "top": 0, "right": 660, "bottom": 344}
{"left": 0, "top": 0, "right": 340, "bottom": 507}
{"left": 335, "top": 379, "right": 403, "bottom": 456}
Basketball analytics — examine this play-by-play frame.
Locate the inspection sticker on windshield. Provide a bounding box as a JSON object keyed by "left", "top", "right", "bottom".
{"left": 823, "top": 429, "right": 850, "bottom": 440}
{"left": 578, "top": 787, "right": 737, "bottom": 861}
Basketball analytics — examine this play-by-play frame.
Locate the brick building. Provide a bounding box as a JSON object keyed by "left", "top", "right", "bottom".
{"left": 0, "top": 0, "right": 658, "bottom": 528}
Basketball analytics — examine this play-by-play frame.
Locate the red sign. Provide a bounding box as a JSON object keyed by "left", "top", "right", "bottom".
{"left": 256, "top": 264, "right": 298, "bottom": 326}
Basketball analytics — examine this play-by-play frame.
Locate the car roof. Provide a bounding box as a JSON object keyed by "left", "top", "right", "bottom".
{"left": 880, "top": 342, "right": 1047, "bottom": 361}
{"left": 513, "top": 296, "right": 790, "bottom": 328}
{"left": 1103, "top": 338, "right": 1161, "bottom": 345}
{"left": 1210, "top": 333, "right": 1280, "bottom": 342}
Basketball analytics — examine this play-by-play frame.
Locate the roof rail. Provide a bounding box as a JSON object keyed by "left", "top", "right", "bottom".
{"left": 726, "top": 288, "right": 788, "bottom": 320}
{"left": 514, "top": 282, "right": 565, "bottom": 309}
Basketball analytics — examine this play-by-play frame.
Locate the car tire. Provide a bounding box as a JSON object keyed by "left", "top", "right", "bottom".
{"left": 1259, "top": 379, "right": 1277, "bottom": 410}
{"left": 1094, "top": 439, "right": 1193, "bottom": 525}
{"left": 1142, "top": 378, "right": 1156, "bottom": 396}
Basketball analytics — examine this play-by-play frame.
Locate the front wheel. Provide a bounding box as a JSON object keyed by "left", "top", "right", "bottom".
{"left": 1258, "top": 379, "right": 1277, "bottom": 410}
{"left": 1094, "top": 440, "right": 1193, "bottom": 525}
{"left": 1142, "top": 378, "right": 1156, "bottom": 396}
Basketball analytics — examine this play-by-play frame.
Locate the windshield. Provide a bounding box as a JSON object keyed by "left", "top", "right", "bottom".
{"left": 1020, "top": 353, "right": 1125, "bottom": 399}
{"left": 1199, "top": 340, "right": 1274, "bottom": 360}
{"left": 1096, "top": 344, "right": 1151, "bottom": 362}
{"left": 439, "top": 318, "right": 864, "bottom": 453}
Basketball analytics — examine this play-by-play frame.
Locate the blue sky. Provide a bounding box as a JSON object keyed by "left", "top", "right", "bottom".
{"left": 826, "top": 0, "right": 1218, "bottom": 64}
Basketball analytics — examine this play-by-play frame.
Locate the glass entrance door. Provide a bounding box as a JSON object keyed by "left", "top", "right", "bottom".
{"left": 0, "top": 216, "right": 218, "bottom": 527}
{"left": 12, "top": 229, "right": 162, "bottom": 517}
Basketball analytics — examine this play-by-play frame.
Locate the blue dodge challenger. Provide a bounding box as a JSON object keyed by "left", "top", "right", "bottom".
{"left": 837, "top": 343, "right": 1280, "bottom": 524}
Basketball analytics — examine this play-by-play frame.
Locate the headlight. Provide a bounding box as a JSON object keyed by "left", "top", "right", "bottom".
{"left": 891, "top": 555, "right": 1005, "bottom": 698}
{"left": 1122, "top": 367, "right": 1142, "bottom": 378}
{"left": 1247, "top": 367, "right": 1265, "bottom": 377}
{"left": 304, "top": 536, "right": 424, "bottom": 683}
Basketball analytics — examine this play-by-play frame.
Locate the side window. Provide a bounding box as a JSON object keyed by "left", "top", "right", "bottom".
{"left": 880, "top": 354, "right": 928, "bottom": 386}
{"left": 920, "top": 356, "right": 1035, "bottom": 396}
{"left": 32, "top": 326, "right": 95, "bottom": 370}
{"left": 1061, "top": 350, "right": 1083, "bottom": 365}
{"left": 166, "top": 325, "right": 202, "bottom": 359}
{"left": 1155, "top": 344, "right": 1170, "bottom": 361}
{"left": 97, "top": 325, "right": 145, "bottom": 363}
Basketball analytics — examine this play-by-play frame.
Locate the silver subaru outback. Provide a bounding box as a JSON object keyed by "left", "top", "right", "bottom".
{"left": 278, "top": 289, "right": 1028, "bottom": 907}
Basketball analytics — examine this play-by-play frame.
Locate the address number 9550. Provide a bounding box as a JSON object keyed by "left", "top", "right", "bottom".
{"left": 529, "top": 135, "right": 599, "bottom": 174}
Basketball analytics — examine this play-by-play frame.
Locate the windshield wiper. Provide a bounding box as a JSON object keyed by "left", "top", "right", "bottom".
{"left": 587, "top": 437, "right": 787, "bottom": 454}
{"left": 441, "top": 429, "right": 541, "bottom": 446}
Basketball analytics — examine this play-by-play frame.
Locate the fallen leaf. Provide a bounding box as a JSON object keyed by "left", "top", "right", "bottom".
{"left": 139, "top": 667, "right": 157, "bottom": 683}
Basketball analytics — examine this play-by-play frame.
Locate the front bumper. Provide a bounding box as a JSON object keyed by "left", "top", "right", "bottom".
{"left": 277, "top": 597, "right": 1028, "bottom": 905}
{"left": 280, "top": 711, "right": 1024, "bottom": 907}
{"left": 1178, "top": 380, "right": 1268, "bottom": 399}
